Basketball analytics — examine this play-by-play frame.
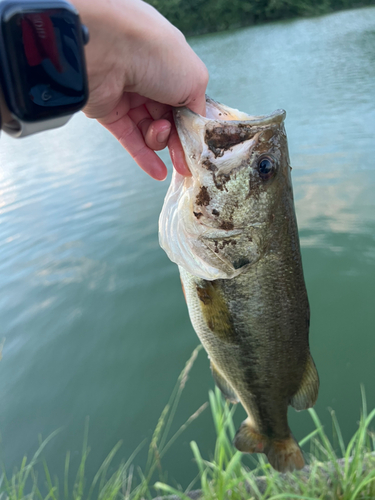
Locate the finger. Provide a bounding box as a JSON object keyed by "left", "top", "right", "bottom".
{"left": 100, "top": 114, "right": 167, "bottom": 181}
{"left": 179, "top": 60, "right": 209, "bottom": 116}
{"left": 128, "top": 103, "right": 153, "bottom": 135}
{"left": 146, "top": 103, "right": 192, "bottom": 176}
{"left": 186, "top": 91, "right": 207, "bottom": 117}
{"left": 145, "top": 103, "right": 191, "bottom": 176}
{"left": 128, "top": 106, "right": 171, "bottom": 151}
{"left": 168, "top": 122, "right": 191, "bottom": 177}
{"left": 144, "top": 119, "right": 171, "bottom": 151}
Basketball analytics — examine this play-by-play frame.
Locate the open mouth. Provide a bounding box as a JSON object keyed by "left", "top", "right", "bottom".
{"left": 173, "top": 98, "right": 285, "bottom": 179}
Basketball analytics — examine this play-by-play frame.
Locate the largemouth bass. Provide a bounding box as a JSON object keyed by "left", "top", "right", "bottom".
{"left": 159, "top": 97, "right": 319, "bottom": 473}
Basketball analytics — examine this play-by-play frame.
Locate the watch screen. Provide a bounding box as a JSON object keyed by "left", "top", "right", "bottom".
{"left": 2, "top": 6, "right": 88, "bottom": 121}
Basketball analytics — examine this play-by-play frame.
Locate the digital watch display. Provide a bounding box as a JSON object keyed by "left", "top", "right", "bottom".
{"left": 0, "top": 0, "right": 89, "bottom": 137}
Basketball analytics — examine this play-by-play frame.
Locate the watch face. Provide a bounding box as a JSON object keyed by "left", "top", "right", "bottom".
{"left": 1, "top": 4, "right": 88, "bottom": 122}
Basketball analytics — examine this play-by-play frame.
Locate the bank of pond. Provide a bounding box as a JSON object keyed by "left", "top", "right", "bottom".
{"left": 146, "top": 0, "right": 375, "bottom": 35}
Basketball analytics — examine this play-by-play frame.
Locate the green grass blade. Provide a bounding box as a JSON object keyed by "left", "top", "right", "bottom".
{"left": 349, "top": 470, "right": 375, "bottom": 500}
{"left": 158, "top": 346, "right": 202, "bottom": 453}
{"left": 154, "top": 482, "right": 192, "bottom": 500}
{"left": 64, "top": 451, "right": 70, "bottom": 500}
{"left": 298, "top": 427, "right": 321, "bottom": 448}
{"left": 160, "top": 402, "right": 208, "bottom": 460}
{"left": 190, "top": 441, "right": 206, "bottom": 476}
{"left": 87, "top": 440, "right": 123, "bottom": 499}
{"left": 223, "top": 451, "right": 242, "bottom": 480}
{"left": 308, "top": 408, "right": 341, "bottom": 474}
{"left": 330, "top": 408, "right": 346, "bottom": 457}
{"left": 41, "top": 457, "right": 58, "bottom": 500}
{"left": 268, "top": 494, "right": 319, "bottom": 500}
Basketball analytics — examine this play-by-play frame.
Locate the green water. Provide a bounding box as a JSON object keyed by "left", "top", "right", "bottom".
{"left": 0, "top": 6, "right": 374, "bottom": 489}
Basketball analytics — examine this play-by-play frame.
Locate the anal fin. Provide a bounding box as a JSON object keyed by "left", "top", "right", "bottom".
{"left": 290, "top": 353, "right": 319, "bottom": 411}
{"left": 210, "top": 362, "right": 239, "bottom": 404}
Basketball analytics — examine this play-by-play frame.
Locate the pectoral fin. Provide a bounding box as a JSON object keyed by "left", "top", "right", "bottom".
{"left": 290, "top": 354, "right": 319, "bottom": 411}
{"left": 210, "top": 362, "right": 239, "bottom": 404}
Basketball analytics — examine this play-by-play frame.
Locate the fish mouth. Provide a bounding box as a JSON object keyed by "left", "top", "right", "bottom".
{"left": 173, "top": 97, "right": 286, "bottom": 176}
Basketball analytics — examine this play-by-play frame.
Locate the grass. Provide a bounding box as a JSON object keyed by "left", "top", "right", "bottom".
{"left": 156, "top": 386, "right": 375, "bottom": 500}
{"left": 1, "top": 348, "right": 375, "bottom": 500}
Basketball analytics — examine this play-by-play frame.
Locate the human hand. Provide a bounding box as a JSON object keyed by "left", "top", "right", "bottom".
{"left": 73, "top": 0, "right": 208, "bottom": 180}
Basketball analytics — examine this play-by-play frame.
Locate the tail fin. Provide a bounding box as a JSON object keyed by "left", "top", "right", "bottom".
{"left": 234, "top": 419, "right": 305, "bottom": 473}
{"left": 266, "top": 436, "right": 305, "bottom": 473}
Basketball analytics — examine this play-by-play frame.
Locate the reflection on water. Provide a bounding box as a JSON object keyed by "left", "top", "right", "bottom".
{"left": 0, "top": 6, "right": 374, "bottom": 488}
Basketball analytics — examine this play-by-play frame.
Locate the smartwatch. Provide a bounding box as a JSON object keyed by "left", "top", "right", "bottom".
{"left": 0, "top": 0, "right": 89, "bottom": 137}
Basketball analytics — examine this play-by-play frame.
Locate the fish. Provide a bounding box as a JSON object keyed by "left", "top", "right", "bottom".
{"left": 159, "top": 97, "right": 319, "bottom": 473}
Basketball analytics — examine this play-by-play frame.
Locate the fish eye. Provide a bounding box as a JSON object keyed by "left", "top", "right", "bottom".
{"left": 257, "top": 156, "right": 275, "bottom": 180}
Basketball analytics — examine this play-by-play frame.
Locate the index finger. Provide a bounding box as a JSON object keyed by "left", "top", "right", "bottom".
{"left": 178, "top": 92, "right": 207, "bottom": 117}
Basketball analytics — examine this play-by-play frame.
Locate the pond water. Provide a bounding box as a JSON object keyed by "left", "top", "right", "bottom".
{"left": 0, "top": 5, "right": 374, "bottom": 490}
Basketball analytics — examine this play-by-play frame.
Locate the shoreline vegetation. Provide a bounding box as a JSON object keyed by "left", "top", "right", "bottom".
{"left": 2, "top": 348, "right": 375, "bottom": 499}
{"left": 146, "top": 0, "right": 375, "bottom": 35}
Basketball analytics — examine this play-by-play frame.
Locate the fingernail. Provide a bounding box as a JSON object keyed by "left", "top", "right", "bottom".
{"left": 155, "top": 168, "right": 168, "bottom": 181}
{"left": 157, "top": 129, "right": 170, "bottom": 144}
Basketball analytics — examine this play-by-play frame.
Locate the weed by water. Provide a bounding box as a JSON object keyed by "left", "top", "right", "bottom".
{"left": 155, "top": 385, "right": 375, "bottom": 500}
{"left": 1, "top": 349, "right": 375, "bottom": 500}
